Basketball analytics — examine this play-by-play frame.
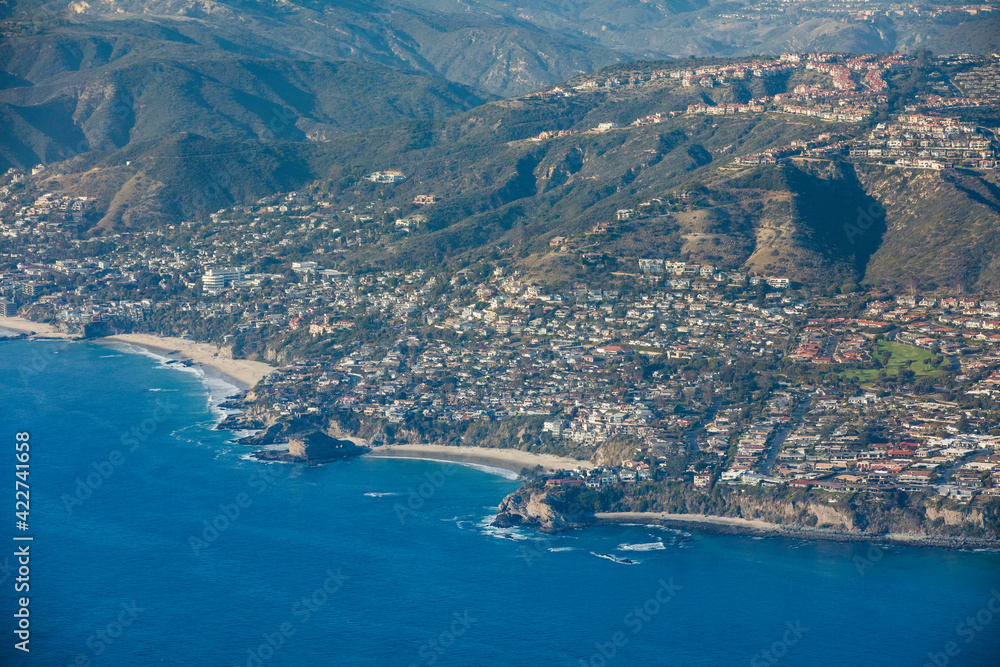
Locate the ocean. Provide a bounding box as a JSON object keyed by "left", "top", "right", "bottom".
{"left": 1, "top": 337, "right": 999, "bottom": 666}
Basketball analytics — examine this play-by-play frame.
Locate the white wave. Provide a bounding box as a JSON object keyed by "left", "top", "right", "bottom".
{"left": 590, "top": 551, "right": 640, "bottom": 565}
{"left": 460, "top": 462, "right": 519, "bottom": 480}
{"left": 477, "top": 513, "right": 529, "bottom": 541}
{"left": 622, "top": 523, "right": 686, "bottom": 536}
{"left": 0, "top": 327, "right": 39, "bottom": 338}
{"left": 99, "top": 354, "right": 123, "bottom": 358}
{"left": 239, "top": 453, "right": 291, "bottom": 465}
{"left": 482, "top": 529, "right": 528, "bottom": 541}
{"left": 547, "top": 547, "right": 575, "bottom": 552}
{"left": 440, "top": 515, "right": 471, "bottom": 530}
{"left": 364, "top": 492, "right": 403, "bottom": 497}
{"left": 645, "top": 526, "right": 691, "bottom": 539}
{"left": 225, "top": 429, "right": 258, "bottom": 445}
{"left": 373, "top": 456, "right": 518, "bottom": 479}
{"left": 105, "top": 341, "right": 241, "bottom": 424}
{"left": 617, "top": 542, "right": 666, "bottom": 552}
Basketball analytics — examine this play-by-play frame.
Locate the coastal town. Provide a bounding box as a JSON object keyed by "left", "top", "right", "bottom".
{"left": 8, "top": 0, "right": 1000, "bottom": 663}
{"left": 530, "top": 51, "right": 999, "bottom": 171}
{"left": 3, "top": 180, "right": 1000, "bottom": 509}
{"left": 1, "top": 51, "right": 1000, "bottom": 528}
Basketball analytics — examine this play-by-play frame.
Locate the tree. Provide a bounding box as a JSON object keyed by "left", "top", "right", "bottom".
{"left": 755, "top": 283, "right": 768, "bottom": 307}
{"left": 957, "top": 414, "right": 970, "bottom": 434}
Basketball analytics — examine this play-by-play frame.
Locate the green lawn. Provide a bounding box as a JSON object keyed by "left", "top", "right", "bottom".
{"left": 843, "top": 340, "right": 939, "bottom": 383}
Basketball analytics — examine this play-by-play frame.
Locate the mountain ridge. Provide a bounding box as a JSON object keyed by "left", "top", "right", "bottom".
{"left": 29, "top": 53, "right": 1000, "bottom": 294}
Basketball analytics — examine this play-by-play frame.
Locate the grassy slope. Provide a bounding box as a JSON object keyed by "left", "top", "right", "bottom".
{"left": 844, "top": 340, "right": 938, "bottom": 383}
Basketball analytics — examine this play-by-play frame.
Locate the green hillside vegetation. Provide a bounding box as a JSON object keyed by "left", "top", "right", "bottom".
{"left": 858, "top": 166, "right": 1000, "bottom": 294}
{"left": 36, "top": 64, "right": 823, "bottom": 222}
{"left": 1, "top": 0, "right": 620, "bottom": 97}
{"left": 4, "top": 0, "right": 991, "bottom": 104}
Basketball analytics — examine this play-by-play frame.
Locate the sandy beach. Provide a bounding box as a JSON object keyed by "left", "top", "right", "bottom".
{"left": 595, "top": 511, "right": 778, "bottom": 530}
{"left": 367, "top": 444, "right": 594, "bottom": 475}
{"left": 0, "top": 320, "right": 274, "bottom": 389}
{"left": 0, "top": 316, "right": 79, "bottom": 339}
{"left": 98, "top": 333, "right": 275, "bottom": 389}
{"left": 593, "top": 512, "right": 1000, "bottom": 548}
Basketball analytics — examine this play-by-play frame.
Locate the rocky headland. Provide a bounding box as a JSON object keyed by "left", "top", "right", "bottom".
{"left": 492, "top": 486, "right": 593, "bottom": 533}
{"left": 219, "top": 397, "right": 368, "bottom": 464}
{"left": 493, "top": 483, "right": 1000, "bottom": 548}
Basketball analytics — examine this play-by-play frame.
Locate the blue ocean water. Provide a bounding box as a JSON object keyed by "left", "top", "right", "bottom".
{"left": 1, "top": 338, "right": 999, "bottom": 667}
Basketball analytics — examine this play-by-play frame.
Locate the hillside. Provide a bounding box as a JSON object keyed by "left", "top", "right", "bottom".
{"left": 3, "top": 0, "right": 995, "bottom": 100}
{"left": 860, "top": 166, "right": 1000, "bottom": 294}
{"left": 2, "top": 0, "right": 620, "bottom": 97}
{"left": 34, "top": 62, "right": 841, "bottom": 236}
{"left": 27, "top": 52, "right": 1000, "bottom": 293}
{"left": 3, "top": 0, "right": 996, "bottom": 172}
{"left": 41, "top": 132, "right": 327, "bottom": 230}
{"left": 0, "top": 18, "right": 489, "bottom": 170}
{"left": 923, "top": 16, "right": 1000, "bottom": 56}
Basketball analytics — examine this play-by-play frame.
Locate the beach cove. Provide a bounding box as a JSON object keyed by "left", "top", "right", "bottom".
{"left": 0, "top": 317, "right": 274, "bottom": 389}
{"left": 366, "top": 443, "right": 594, "bottom": 476}
{"left": 98, "top": 333, "right": 274, "bottom": 390}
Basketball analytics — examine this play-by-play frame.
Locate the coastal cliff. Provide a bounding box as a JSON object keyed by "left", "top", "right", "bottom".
{"left": 220, "top": 405, "right": 368, "bottom": 463}
{"left": 252, "top": 428, "right": 368, "bottom": 463}
{"left": 494, "top": 481, "right": 1000, "bottom": 544}
{"left": 492, "top": 487, "right": 593, "bottom": 533}
{"left": 218, "top": 395, "right": 590, "bottom": 461}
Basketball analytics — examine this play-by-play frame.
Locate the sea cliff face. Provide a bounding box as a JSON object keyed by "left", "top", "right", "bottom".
{"left": 251, "top": 428, "right": 368, "bottom": 463}
{"left": 218, "top": 403, "right": 368, "bottom": 463}
{"left": 493, "top": 487, "right": 593, "bottom": 533}
{"left": 494, "top": 482, "right": 1000, "bottom": 544}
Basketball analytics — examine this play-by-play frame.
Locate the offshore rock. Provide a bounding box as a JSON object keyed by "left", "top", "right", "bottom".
{"left": 253, "top": 429, "right": 367, "bottom": 464}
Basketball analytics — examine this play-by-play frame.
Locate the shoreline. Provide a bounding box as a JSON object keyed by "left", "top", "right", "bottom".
{"left": 370, "top": 456, "right": 523, "bottom": 480}
{"left": 6, "top": 315, "right": 992, "bottom": 551}
{"left": 0, "top": 317, "right": 273, "bottom": 390}
{"left": 593, "top": 512, "right": 1000, "bottom": 550}
{"left": 96, "top": 334, "right": 274, "bottom": 390}
{"left": 0, "top": 315, "right": 80, "bottom": 339}
{"left": 366, "top": 444, "right": 594, "bottom": 476}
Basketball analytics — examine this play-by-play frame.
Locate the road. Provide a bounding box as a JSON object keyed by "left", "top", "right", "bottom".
{"left": 936, "top": 450, "right": 976, "bottom": 484}
{"left": 760, "top": 394, "right": 812, "bottom": 474}
{"left": 682, "top": 395, "right": 723, "bottom": 453}
{"left": 820, "top": 334, "right": 839, "bottom": 360}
